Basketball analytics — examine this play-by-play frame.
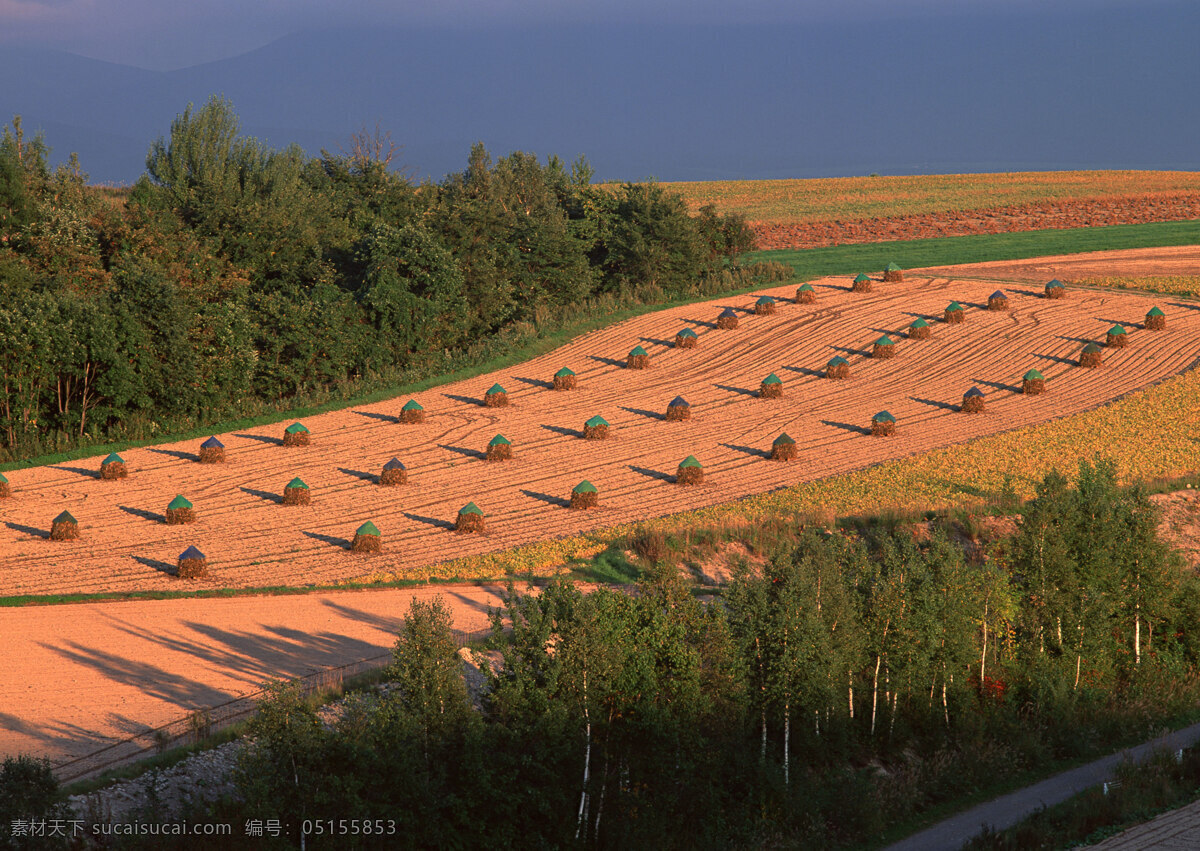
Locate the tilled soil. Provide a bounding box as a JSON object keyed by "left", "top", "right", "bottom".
{"left": 752, "top": 193, "right": 1200, "bottom": 250}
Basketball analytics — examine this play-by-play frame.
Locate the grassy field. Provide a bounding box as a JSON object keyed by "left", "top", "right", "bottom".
{"left": 1069, "top": 275, "right": 1200, "bottom": 298}
{"left": 664, "top": 170, "right": 1200, "bottom": 224}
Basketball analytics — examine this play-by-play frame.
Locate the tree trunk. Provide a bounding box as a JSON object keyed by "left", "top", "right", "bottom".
{"left": 871, "top": 655, "right": 882, "bottom": 736}
{"left": 783, "top": 700, "right": 790, "bottom": 788}
{"left": 1134, "top": 601, "right": 1141, "bottom": 666}
{"left": 848, "top": 669, "right": 855, "bottom": 721}
{"left": 576, "top": 666, "right": 591, "bottom": 840}
{"left": 980, "top": 599, "right": 989, "bottom": 689}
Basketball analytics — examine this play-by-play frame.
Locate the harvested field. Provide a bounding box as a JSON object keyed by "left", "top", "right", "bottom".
{"left": 1, "top": 248, "right": 1199, "bottom": 596}
{"left": 0, "top": 586, "right": 517, "bottom": 772}
{"left": 662, "top": 172, "right": 1200, "bottom": 250}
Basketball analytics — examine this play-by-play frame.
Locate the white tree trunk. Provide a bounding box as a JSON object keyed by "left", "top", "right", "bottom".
{"left": 576, "top": 667, "right": 591, "bottom": 840}
{"left": 783, "top": 701, "right": 790, "bottom": 787}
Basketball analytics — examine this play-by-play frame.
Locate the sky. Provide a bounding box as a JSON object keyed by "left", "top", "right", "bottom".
{"left": 0, "top": 0, "right": 1144, "bottom": 70}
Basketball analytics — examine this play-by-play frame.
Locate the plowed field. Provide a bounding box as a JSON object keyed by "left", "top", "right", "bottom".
{"left": 3, "top": 248, "right": 1198, "bottom": 596}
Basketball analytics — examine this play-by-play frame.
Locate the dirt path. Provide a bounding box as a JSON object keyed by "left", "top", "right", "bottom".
{"left": 885, "top": 722, "right": 1200, "bottom": 851}
{"left": 2, "top": 248, "right": 1198, "bottom": 595}
{"left": 0, "top": 586, "right": 511, "bottom": 772}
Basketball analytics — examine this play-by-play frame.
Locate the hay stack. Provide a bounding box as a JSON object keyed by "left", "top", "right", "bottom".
{"left": 760, "top": 373, "right": 783, "bottom": 398}
{"left": 455, "top": 502, "right": 486, "bottom": 534}
{"left": 351, "top": 521, "right": 382, "bottom": 553}
{"left": 282, "top": 477, "right": 311, "bottom": 506}
{"left": 944, "top": 301, "right": 965, "bottom": 324}
{"left": 852, "top": 273, "right": 873, "bottom": 293}
{"left": 570, "top": 481, "right": 599, "bottom": 510}
{"left": 872, "top": 335, "right": 896, "bottom": 359}
{"left": 883, "top": 263, "right": 904, "bottom": 283}
{"left": 379, "top": 458, "right": 407, "bottom": 486}
{"left": 961, "top": 387, "right": 985, "bottom": 413}
{"left": 674, "top": 328, "right": 698, "bottom": 349}
{"left": 100, "top": 453, "right": 127, "bottom": 480}
{"left": 716, "top": 308, "right": 739, "bottom": 330}
{"left": 1145, "top": 307, "right": 1166, "bottom": 331}
{"left": 1045, "top": 279, "right": 1066, "bottom": 299}
{"left": 908, "top": 318, "right": 931, "bottom": 340}
{"left": 583, "top": 415, "right": 610, "bottom": 440}
{"left": 0, "top": 472, "right": 9, "bottom": 499}
{"left": 198, "top": 436, "right": 225, "bottom": 464}
{"left": 676, "top": 455, "right": 704, "bottom": 485}
{"left": 755, "top": 296, "right": 777, "bottom": 315}
{"left": 665, "top": 396, "right": 691, "bottom": 421}
{"left": 795, "top": 283, "right": 816, "bottom": 304}
{"left": 484, "top": 383, "right": 508, "bottom": 407}
{"left": 399, "top": 400, "right": 425, "bottom": 423}
{"left": 627, "top": 345, "right": 651, "bottom": 369}
{"left": 1079, "top": 343, "right": 1104, "bottom": 368}
{"left": 486, "top": 434, "right": 512, "bottom": 461}
{"left": 987, "top": 290, "right": 1009, "bottom": 311}
{"left": 553, "top": 367, "right": 577, "bottom": 390}
{"left": 50, "top": 510, "right": 78, "bottom": 541}
{"left": 1022, "top": 369, "right": 1046, "bottom": 395}
{"left": 283, "top": 422, "right": 310, "bottom": 447}
{"left": 165, "top": 495, "right": 195, "bottom": 525}
{"left": 770, "top": 433, "right": 797, "bottom": 461}
{"left": 826, "top": 355, "right": 851, "bottom": 380}
{"left": 1106, "top": 325, "right": 1128, "bottom": 348}
{"left": 871, "top": 411, "right": 896, "bottom": 437}
{"left": 177, "top": 546, "right": 208, "bottom": 579}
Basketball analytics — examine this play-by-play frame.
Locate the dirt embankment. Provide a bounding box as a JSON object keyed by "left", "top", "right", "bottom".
{"left": 752, "top": 193, "right": 1200, "bottom": 250}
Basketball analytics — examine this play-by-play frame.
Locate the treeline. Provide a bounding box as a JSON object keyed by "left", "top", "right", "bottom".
{"left": 210, "top": 461, "right": 1200, "bottom": 849}
{"left": 0, "top": 98, "right": 759, "bottom": 460}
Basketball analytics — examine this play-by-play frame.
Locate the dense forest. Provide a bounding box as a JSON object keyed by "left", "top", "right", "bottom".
{"left": 162, "top": 461, "right": 1199, "bottom": 848}
{"left": 0, "top": 98, "right": 759, "bottom": 462}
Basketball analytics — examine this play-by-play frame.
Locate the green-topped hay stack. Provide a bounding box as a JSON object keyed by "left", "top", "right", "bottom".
{"left": 1106, "top": 325, "right": 1128, "bottom": 348}
{"left": 908, "top": 318, "right": 931, "bottom": 340}
{"left": 177, "top": 546, "right": 208, "bottom": 579}
{"left": 796, "top": 282, "right": 816, "bottom": 304}
{"left": 455, "top": 503, "right": 486, "bottom": 534}
{"left": 484, "top": 383, "right": 508, "bottom": 407}
{"left": 944, "top": 301, "right": 965, "bottom": 324}
{"left": 1023, "top": 369, "right": 1046, "bottom": 395}
{"left": 961, "top": 386, "right": 985, "bottom": 413}
{"left": 100, "top": 453, "right": 127, "bottom": 480}
{"left": 50, "top": 511, "right": 78, "bottom": 541}
{"left": 1045, "top": 279, "right": 1066, "bottom": 299}
{"left": 872, "top": 335, "right": 896, "bottom": 359}
{"left": 988, "top": 290, "right": 1009, "bottom": 311}
{"left": 352, "top": 521, "right": 382, "bottom": 553}
{"left": 852, "top": 273, "right": 873, "bottom": 293}
{"left": 0, "top": 473, "right": 9, "bottom": 499}
{"left": 676, "top": 455, "right": 704, "bottom": 485}
{"left": 399, "top": 399, "right": 425, "bottom": 423}
{"left": 165, "top": 495, "right": 195, "bottom": 525}
{"left": 716, "top": 307, "right": 739, "bottom": 330}
{"left": 674, "top": 328, "right": 698, "bottom": 349}
{"left": 283, "top": 477, "right": 311, "bottom": 506}
{"left": 826, "top": 355, "right": 850, "bottom": 380}
{"left": 553, "top": 367, "right": 577, "bottom": 390}
{"left": 1079, "top": 343, "right": 1104, "bottom": 368}
{"left": 871, "top": 411, "right": 896, "bottom": 437}
{"left": 486, "top": 434, "right": 512, "bottom": 461}
{"left": 584, "top": 416, "right": 610, "bottom": 440}
{"left": 666, "top": 396, "right": 692, "bottom": 421}
{"left": 198, "top": 436, "right": 225, "bottom": 464}
{"left": 755, "top": 295, "right": 777, "bottom": 316}
{"left": 570, "top": 481, "right": 599, "bottom": 510}
{"left": 770, "top": 433, "right": 797, "bottom": 461}
{"left": 627, "top": 345, "right": 650, "bottom": 369}
{"left": 283, "top": 422, "right": 310, "bottom": 447}
{"left": 379, "top": 458, "right": 407, "bottom": 486}
{"left": 883, "top": 262, "right": 904, "bottom": 283}
{"left": 1145, "top": 307, "right": 1166, "bottom": 331}
{"left": 760, "top": 373, "right": 783, "bottom": 398}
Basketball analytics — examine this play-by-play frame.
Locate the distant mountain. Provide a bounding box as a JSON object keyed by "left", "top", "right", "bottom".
{"left": 2, "top": 3, "right": 1198, "bottom": 184}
